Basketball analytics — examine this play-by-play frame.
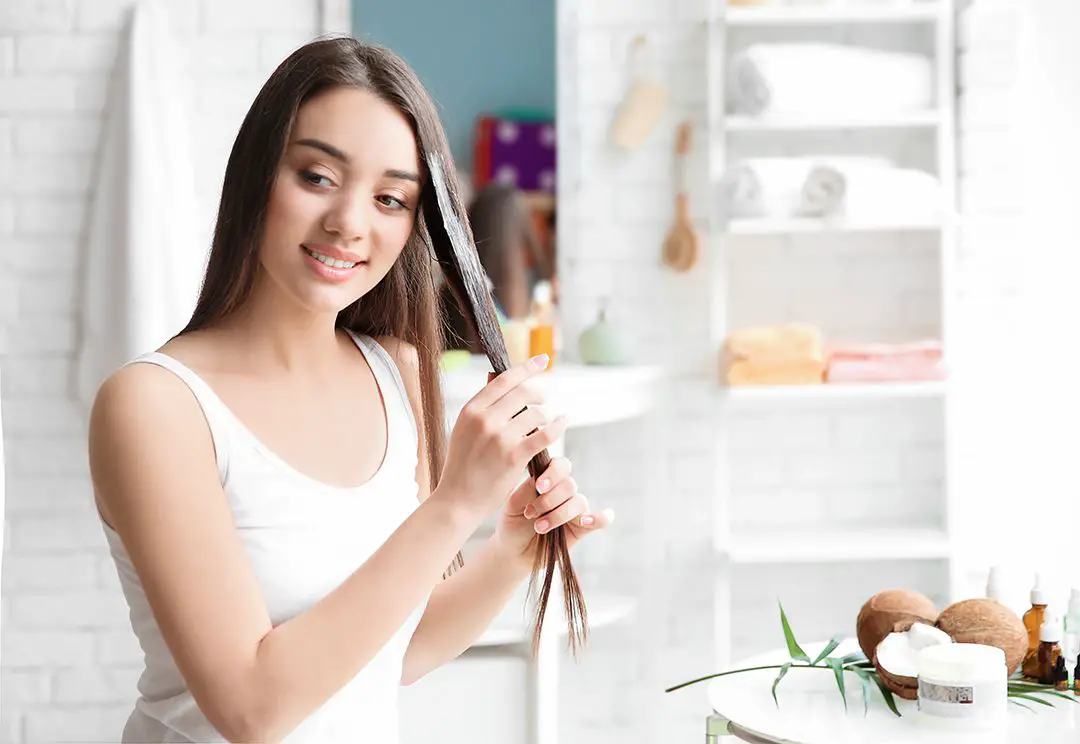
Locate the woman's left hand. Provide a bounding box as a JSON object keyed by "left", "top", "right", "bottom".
{"left": 492, "top": 456, "right": 614, "bottom": 565}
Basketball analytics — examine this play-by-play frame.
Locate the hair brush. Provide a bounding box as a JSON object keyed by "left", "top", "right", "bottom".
{"left": 424, "top": 153, "right": 588, "bottom": 657}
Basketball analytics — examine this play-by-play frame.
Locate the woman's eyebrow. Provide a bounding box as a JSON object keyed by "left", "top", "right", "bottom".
{"left": 293, "top": 138, "right": 418, "bottom": 183}
{"left": 294, "top": 137, "right": 349, "bottom": 163}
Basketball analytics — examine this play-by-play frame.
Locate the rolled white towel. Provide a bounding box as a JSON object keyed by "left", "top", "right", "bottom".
{"left": 728, "top": 43, "right": 934, "bottom": 118}
{"left": 831, "top": 166, "right": 943, "bottom": 223}
{"left": 721, "top": 156, "right": 890, "bottom": 218}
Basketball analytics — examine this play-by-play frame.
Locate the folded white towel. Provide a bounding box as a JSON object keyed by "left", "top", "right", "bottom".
{"left": 729, "top": 43, "right": 934, "bottom": 118}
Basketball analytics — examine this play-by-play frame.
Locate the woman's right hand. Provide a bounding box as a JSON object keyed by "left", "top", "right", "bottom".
{"left": 435, "top": 353, "right": 567, "bottom": 524}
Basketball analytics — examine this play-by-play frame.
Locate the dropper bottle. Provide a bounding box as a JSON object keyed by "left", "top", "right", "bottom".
{"left": 1022, "top": 573, "right": 1049, "bottom": 678}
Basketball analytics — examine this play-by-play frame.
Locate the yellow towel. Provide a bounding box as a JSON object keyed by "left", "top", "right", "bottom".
{"left": 725, "top": 357, "right": 826, "bottom": 386}
{"left": 724, "top": 323, "right": 823, "bottom": 362}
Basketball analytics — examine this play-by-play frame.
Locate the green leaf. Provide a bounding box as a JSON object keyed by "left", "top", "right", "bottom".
{"left": 1010, "top": 699, "right": 1035, "bottom": 713}
{"left": 869, "top": 672, "right": 902, "bottom": 717}
{"left": 840, "top": 651, "right": 868, "bottom": 666}
{"left": 1008, "top": 693, "right": 1056, "bottom": 708}
{"left": 825, "top": 657, "right": 847, "bottom": 711}
{"left": 812, "top": 635, "right": 845, "bottom": 666}
{"left": 777, "top": 601, "right": 810, "bottom": 663}
{"left": 771, "top": 663, "right": 792, "bottom": 708}
{"left": 852, "top": 668, "right": 873, "bottom": 717}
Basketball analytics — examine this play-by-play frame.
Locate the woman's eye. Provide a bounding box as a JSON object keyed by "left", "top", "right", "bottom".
{"left": 300, "top": 171, "right": 333, "bottom": 188}
{"left": 376, "top": 194, "right": 408, "bottom": 211}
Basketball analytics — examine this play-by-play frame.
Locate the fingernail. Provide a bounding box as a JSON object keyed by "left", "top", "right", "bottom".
{"left": 536, "top": 478, "right": 551, "bottom": 494}
{"left": 580, "top": 515, "right": 595, "bottom": 526}
{"left": 523, "top": 504, "right": 536, "bottom": 519}
{"left": 530, "top": 354, "right": 549, "bottom": 370}
{"left": 534, "top": 519, "right": 550, "bottom": 534}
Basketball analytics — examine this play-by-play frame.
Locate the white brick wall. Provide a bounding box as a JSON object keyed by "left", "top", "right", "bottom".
{"left": 0, "top": 1, "right": 325, "bottom": 740}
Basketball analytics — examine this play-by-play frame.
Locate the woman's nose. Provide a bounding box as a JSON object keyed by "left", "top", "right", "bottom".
{"left": 324, "top": 193, "right": 370, "bottom": 241}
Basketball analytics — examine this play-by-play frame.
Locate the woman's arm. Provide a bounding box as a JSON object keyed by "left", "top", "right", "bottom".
{"left": 379, "top": 338, "right": 538, "bottom": 683}
{"left": 89, "top": 364, "right": 482, "bottom": 743}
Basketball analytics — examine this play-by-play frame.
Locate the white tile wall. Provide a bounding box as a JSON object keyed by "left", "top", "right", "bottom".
{"left": 0, "top": 0, "right": 1029, "bottom": 742}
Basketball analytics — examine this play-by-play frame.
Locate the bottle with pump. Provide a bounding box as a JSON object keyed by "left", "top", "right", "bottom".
{"left": 1065, "top": 589, "right": 1080, "bottom": 693}
{"left": 1021, "top": 573, "right": 1049, "bottom": 678}
{"left": 1036, "top": 614, "right": 1063, "bottom": 685}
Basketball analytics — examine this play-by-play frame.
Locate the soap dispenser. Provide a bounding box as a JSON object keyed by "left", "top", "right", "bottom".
{"left": 578, "top": 299, "right": 631, "bottom": 366}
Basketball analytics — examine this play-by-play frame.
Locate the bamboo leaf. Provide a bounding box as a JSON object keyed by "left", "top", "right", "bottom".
{"left": 1006, "top": 683, "right": 1079, "bottom": 702}
{"left": 812, "top": 635, "right": 845, "bottom": 666}
{"left": 1010, "top": 699, "right": 1035, "bottom": 713}
{"left": 852, "top": 668, "right": 873, "bottom": 717}
{"left": 869, "top": 672, "right": 902, "bottom": 717}
{"left": 771, "top": 663, "right": 792, "bottom": 708}
{"left": 777, "top": 601, "right": 810, "bottom": 663}
{"left": 825, "top": 657, "right": 847, "bottom": 711}
{"left": 840, "top": 651, "right": 868, "bottom": 666}
{"left": 1008, "top": 693, "right": 1056, "bottom": 708}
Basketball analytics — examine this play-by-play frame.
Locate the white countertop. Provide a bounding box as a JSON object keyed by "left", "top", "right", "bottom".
{"left": 441, "top": 355, "right": 665, "bottom": 429}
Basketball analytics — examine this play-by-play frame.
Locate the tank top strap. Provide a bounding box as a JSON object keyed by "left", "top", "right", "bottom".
{"left": 345, "top": 332, "right": 419, "bottom": 449}
{"left": 123, "top": 352, "right": 232, "bottom": 482}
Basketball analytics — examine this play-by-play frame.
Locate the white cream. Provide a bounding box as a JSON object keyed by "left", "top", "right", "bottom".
{"left": 916, "top": 643, "right": 1007, "bottom": 731}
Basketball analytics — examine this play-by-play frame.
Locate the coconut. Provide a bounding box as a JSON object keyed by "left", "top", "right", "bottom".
{"left": 856, "top": 589, "right": 940, "bottom": 662}
{"left": 873, "top": 621, "right": 954, "bottom": 699}
{"left": 935, "top": 598, "right": 1028, "bottom": 675}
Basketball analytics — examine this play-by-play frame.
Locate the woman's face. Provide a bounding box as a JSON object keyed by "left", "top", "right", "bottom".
{"left": 258, "top": 86, "right": 421, "bottom": 316}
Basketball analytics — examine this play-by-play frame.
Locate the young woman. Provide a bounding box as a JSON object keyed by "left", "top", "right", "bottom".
{"left": 88, "top": 37, "right": 612, "bottom": 743}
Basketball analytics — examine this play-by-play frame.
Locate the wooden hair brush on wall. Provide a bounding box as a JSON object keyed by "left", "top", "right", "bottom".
{"left": 424, "top": 153, "right": 589, "bottom": 656}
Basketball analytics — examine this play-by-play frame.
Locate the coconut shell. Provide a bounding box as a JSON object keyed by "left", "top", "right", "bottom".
{"left": 873, "top": 653, "right": 920, "bottom": 700}
{"left": 935, "top": 598, "right": 1028, "bottom": 675}
{"left": 856, "top": 589, "right": 940, "bottom": 661}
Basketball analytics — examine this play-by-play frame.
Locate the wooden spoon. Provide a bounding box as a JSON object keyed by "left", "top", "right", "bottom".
{"left": 661, "top": 121, "right": 700, "bottom": 273}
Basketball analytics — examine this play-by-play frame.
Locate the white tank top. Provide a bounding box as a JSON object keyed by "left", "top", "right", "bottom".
{"left": 101, "top": 331, "right": 430, "bottom": 743}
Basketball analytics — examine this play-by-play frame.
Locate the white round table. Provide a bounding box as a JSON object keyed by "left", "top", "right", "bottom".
{"left": 706, "top": 640, "right": 1080, "bottom": 744}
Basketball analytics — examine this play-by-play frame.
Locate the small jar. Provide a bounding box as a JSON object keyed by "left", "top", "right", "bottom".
{"left": 917, "top": 644, "right": 1007, "bottom": 731}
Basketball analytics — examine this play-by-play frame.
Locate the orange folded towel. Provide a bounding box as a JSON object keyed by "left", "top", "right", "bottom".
{"left": 726, "top": 357, "right": 826, "bottom": 386}
{"left": 724, "top": 323, "right": 824, "bottom": 362}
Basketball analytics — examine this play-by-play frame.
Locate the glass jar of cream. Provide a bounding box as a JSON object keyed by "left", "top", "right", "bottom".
{"left": 916, "top": 643, "right": 1008, "bottom": 730}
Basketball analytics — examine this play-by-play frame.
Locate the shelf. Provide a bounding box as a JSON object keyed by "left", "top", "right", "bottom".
{"left": 721, "top": 526, "right": 951, "bottom": 564}
{"left": 441, "top": 355, "right": 665, "bottom": 429}
{"left": 724, "top": 111, "right": 940, "bottom": 132}
{"left": 722, "top": 380, "right": 946, "bottom": 402}
{"left": 724, "top": 217, "right": 942, "bottom": 235}
{"left": 474, "top": 591, "right": 636, "bottom": 647}
{"left": 724, "top": 3, "right": 942, "bottom": 27}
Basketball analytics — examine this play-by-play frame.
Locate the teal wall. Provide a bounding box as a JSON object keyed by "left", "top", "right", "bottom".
{"left": 351, "top": 0, "right": 555, "bottom": 165}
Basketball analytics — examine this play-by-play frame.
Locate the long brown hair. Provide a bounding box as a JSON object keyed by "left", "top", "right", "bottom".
{"left": 179, "top": 37, "right": 586, "bottom": 653}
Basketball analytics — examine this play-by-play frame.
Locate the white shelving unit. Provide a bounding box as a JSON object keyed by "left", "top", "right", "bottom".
{"left": 705, "top": 0, "right": 958, "bottom": 666}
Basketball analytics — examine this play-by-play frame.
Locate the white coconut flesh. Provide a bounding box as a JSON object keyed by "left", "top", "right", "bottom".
{"left": 876, "top": 623, "right": 954, "bottom": 678}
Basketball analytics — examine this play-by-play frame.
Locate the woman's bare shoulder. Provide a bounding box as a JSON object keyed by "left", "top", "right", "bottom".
{"left": 374, "top": 335, "right": 419, "bottom": 373}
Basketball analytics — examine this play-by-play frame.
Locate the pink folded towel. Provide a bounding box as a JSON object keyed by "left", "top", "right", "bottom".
{"left": 825, "top": 340, "right": 945, "bottom": 383}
